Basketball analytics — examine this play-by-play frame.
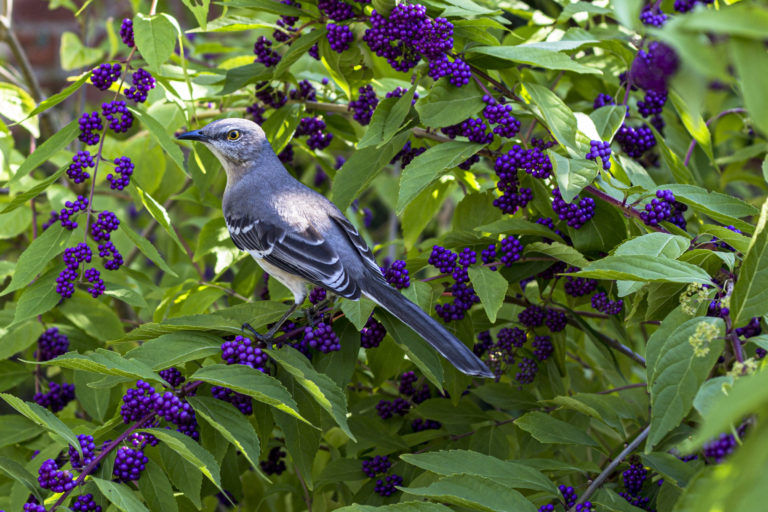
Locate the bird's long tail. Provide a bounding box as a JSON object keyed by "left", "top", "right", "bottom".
{"left": 362, "top": 279, "right": 494, "bottom": 378}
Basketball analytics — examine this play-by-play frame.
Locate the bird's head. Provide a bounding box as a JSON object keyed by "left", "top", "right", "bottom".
{"left": 177, "top": 118, "right": 271, "bottom": 176}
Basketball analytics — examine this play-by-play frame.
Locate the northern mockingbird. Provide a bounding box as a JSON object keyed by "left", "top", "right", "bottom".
{"left": 177, "top": 118, "right": 493, "bottom": 378}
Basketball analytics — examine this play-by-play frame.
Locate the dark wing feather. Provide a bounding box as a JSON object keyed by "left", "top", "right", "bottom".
{"left": 328, "top": 211, "right": 387, "bottom": 283}
{"left": 225, "top": 215, "right": 360, "bottom": 299}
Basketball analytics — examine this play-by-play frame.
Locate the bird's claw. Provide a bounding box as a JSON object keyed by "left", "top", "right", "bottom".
{"left": 241, "top": 323, "right": 272, "bottom": 344}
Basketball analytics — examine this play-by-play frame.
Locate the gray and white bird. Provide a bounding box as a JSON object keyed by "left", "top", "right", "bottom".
{"left": 177, "top": 118, "right": 493, "bottom": 378}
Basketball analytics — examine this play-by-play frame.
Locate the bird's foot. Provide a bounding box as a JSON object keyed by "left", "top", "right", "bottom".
{"left": 241, "top": 323, "right": 272, "bottom": 344}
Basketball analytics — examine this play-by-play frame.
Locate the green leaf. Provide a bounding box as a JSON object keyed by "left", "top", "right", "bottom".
{"left": 397, "top": 141, "right": 485, "bottom": 214}
{"left": 359, "top": 86, "right": 416, "bottom": 149}
{"left": 187, "top": 397, "right": 262, "bottom": 473}
{"left": 475, "top": 218, "right": 566, "bottom": 243}
{"left": 74, "top": 370, "right": 112, "bottom": 422}
{"left": 525, "top": 83, "right": 578, "bottom": 152}
{"left": 468, "top": 45, "right": 600, "bottom": 75}
{"left": 336, "top": 505, "right": 452, "bottom": 512}
{"left": 125, "top": 332, "right": 222, "bottom": 369}
{"left": 9, "top": 119, "right": 78, "bottom": 184}
{"left": 136, "top": 186, "right": 187, "bottom": 253}
{"left": 273, "top": 29, "right": 324, "bottom": 78}
{"left": 0, "top": 83, "right": 38, "bottom": 137}
{"left": 647, "top": 317, "right": 724, "bottom": 448}
{"left": 12, "top": 270, "right": 60, "bottom": 325}
{"left": 121, "top": 222, "right": 178, "bottom": 277}
{"left": 261, "top": 102, "right": 302, "bottom": 155}
{"left": 189, "top": 364, "right": 307, "bottom": 422}
{"left": 0, "top": 394, "right": 80, "bottom": 456}
{"left": 25, "top": 73, "right": 90, "bottom": 121}
{"left": 669, "top": 89, "right": 712, "bottom": 160}
{"left": 223, "top": 0, "right": 307, "bottom": 17}
{"left": 403, "top": 180, "right": 452, "bottom": 249}
{"left": 400, "top": 450, "right": 557, "bottom": 495}
{"left": 181, "top": 0, "right": 211, "bottom": 30}
{"left": 274, "top": 407, "right": 320, "bottom": 489}
{"left": 92, "top": 476, "right": 150, "bottom": 512}
{"left": 515, "top": 411, "right": 600, "bottom": 447}
{"left": 379, "top": 311, "right": 444, "bottom": 391}
{"left": 318, "top": 37, "right": 351, "bottom": 100}
{"left": 549, "top": 153, "right": 596, "bottom": 203}
{"left": 59, "top": 293, "right": 125, "bottom": 341}
{"left": 590, "top": 105, "right": 626, "bottom": 142}
{"left": 138, "top": 460, "right": 178, "bottom": 512}
{"left": 217, "top": 63, "right": 272, "bottom": 95}
{"left": 158, "top": 444, "right": 202, "bottom": 507}
{"left": 557, "top": 2, "right": 612, "bottom": 21}
{"left": 267, "top": 346, "right": 355, "bottom": 440}
{"left": 331, "top": 129, "right": 410, "bottom": 211}
{"left": 525, "top": 241, "right": 589, "bottom": 268}
{"left": 133, "top": 13, "right": 178, "bottom": 71}
{"left": 573, "top": 255, "right": 712, "bottom": 285}
{"left": 664, "top": 184, "right": 758, "bottom": 231}
{"left": 0, "top": 224, "right": 73, "bottom": 296}
{"left": 131, "top": 107, "right": 185, "bottom": 172}
{"left": 2, "top": 165, "right": 67, "bottom": 213}
{"left": 41, "top": 349, "right": 162, "bottom": 384}
{"left": 730, "top": 198, "right": 768, "bottom": 325}
{"left": 675, "top": 2, "right": 768, "bottom": 39}
{"left": 339, "top": 297, "right": 376, "bottom": 331}
{"left": 700, "top": 224, "right": 750, "bottom": 254}
{"left": 641, "top": 452, "right": 697, "bottom": 488}
{"left": 402, "top": 474, "right": 537, "bottom": 512}
{"left": 143, "top": 428, "right": 224, "bottom": 493}
{"left": 0, "top": 456, "right": 42, "bottom": 502}
{"left": 415, "top": 78, "right": 485, "bottom": 128}
{"left": 467, "top": 266, "right": 508, "bottom": 323}
{"left": 59, "top": 31, "right": 104, "bottom": 70}
{"left": 613, "top": 233, "right": 691, "bottom": 296}
{"left": 0, "top": 415, "right": 41, "bottom": 448}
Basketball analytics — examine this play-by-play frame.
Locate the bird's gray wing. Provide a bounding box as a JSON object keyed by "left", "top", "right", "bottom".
{"left": 225, "top": 215, "right": 361, "bottom": 299}
{"left": 327, "top": 211, "right": 387, "bottom": 281}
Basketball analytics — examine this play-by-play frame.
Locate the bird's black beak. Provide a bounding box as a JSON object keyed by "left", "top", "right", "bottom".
{"left": 176, "top": 129, "right": 209, "bottom": 142}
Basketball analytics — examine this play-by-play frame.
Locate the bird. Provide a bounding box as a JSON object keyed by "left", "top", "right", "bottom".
{"left": 177, "top": 118, "right": 493, "bottom": 378}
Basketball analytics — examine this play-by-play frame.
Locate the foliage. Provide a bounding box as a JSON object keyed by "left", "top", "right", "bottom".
{"left": 0, "top": 0, "right": 767, "bottom": 511}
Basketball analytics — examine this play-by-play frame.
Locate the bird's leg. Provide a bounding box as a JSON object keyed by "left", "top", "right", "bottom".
{"left": 242, "top": 302, "right": 301, "bottom": 344}
{"left": 305, "top": 295, "right": 337, "bottom": 328}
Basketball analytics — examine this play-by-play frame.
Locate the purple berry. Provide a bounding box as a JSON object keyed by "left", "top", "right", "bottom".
{"left": 362, "top": 455, "right": 391, "bottom": 478}
{"left": 349, "top": 85, "right": 378, "bottom": 125}
{"left": 383, "top": 259, "right": 410, "bottom": 289}
{"left": 361, "top": 316, "right": 387, "bottom": 348}
{"left": 212, "top": 386, "right": 253, "bottom": 415}
{"left": 101, "top": 100, "right": 134, "bottom": 133}
{"left": 260, "top": 446, "right": 287, "bottom": 475}
{"left": 428, "top": 246, "right": 457, "bottom": 273}
{"left": 68, "top": 434, "right": 97, "bottom": 471}
{"left": 159, "top": 367, "right": 185, "bottom": 387}
{"left": 591, "top": 291, "right": 623, "bottom": 315}
{"left": 78, "top": 112, "right": 103, "bottom": 145}
{"left": 120, "top": 18, "right": 134, "bottom": 47}
{"left": 551, "top": 188, "right": 595, "bottom": 229}
{"left": 67, "top": 150, "right": 95, "bottom": 183}
{"left": 34, "top": 381, "right": 76, "bottom": 412}
{"left": 585, "top": 140, "right": 611, "bottom": 171}
{"left": 113, "top": 446, "right": 148, "bottom": 482}
{"left": 533, "top": 335, "right": 554, "bottom": 361}
{"left": 412, "top": 418, "right": 442, "bottom": 431}
{"left": 124, "top": 68, "right": 156, "bottom": 103}
{"left": 545, "top": 309, "right": 567, "bottom": 333}
{"left": 519, "top": 305, "right": 545, "bottom": 328}
{"left": 36, "top": 327, "right": 69, "bottom": 361}
{"left": 221, "top": 335, "right": 269, "bottom": 370}
{"left": 90, "top": 63, "right": 121, "bottom": 91}
{"left": 72, "top": 493, "right": 102, "bottom": 512}
{"left": 303, "top": 322, "right": 341, "bottom": 353}
{"left": 593, "top": 93, "right": 615, "bottom": 110}
{"left": 38, "top": 458, "right": 75, "bottom": 493}
{"left": 516, "top": 357, "right": 538, "bottom": 384}
{"left": 500, "top": 236, "right": 523, "bottom": 266}
{"left": 375, "top": 473, "right": 403, "bottom": 496}
{"left": 254, "top": 36, "right": 281, "bottom": 67}
{"left": 326, "top": 23, "right": 354, "bottom": 52}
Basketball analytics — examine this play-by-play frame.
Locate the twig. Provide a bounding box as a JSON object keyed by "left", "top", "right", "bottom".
{"left": 295, "top": 466, "right": 313, "bottom": 512}
{"left": 467, "top": 64, "right": 521, "bottom": 102}
{"left": 597, "top": 383, "right": 647, "bottom": 394}
{"left": 583, "top": 184, "right": 666, "bottom": 233}
{"left": 569, "top": 425, "right": 650, "bottom": 511}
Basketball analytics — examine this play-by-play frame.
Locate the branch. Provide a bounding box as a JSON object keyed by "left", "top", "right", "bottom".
{"left": 569, "top": 425, "right": 650, "bottom": 511}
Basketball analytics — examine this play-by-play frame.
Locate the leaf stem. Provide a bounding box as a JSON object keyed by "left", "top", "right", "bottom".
{"left": 683, "top": 108, "right": 746, "bottom": 166}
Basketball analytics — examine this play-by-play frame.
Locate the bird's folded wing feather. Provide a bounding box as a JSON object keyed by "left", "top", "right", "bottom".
{"left": 225, "top": 215, "right": 361, "bottom": 299}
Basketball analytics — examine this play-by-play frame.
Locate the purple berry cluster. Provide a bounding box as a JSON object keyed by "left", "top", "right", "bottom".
{"left": 518, "top": 305, "right": 545, "bottom": 328}
{"left": 34, "top": 381, "right": 76, "bottom": 412}
{"left": 24, "top": 497, "right": 46, "bottom": 512}
{"left": 412, "top": 418, "right": 442, "bottom": 431}
{"left": 68, "top": 434, "right": 97, "bottom": 471}
{"left": 374, "top": 474, "right": 403, "bottom": 497}
{"left": 107, "top": 156, "right": 134, "bottom": 190}
{"left": 295, "top": 116, "right": 333, "bottom": 150}
{"left": 640, "top": 5, "right": 668, "bottom": 26}
{"left": 674, "top": 0, "right": 714, "bottom": 14}
{"left": 532, "top": 335, "right": 554, "bottom": 361}
{"left": 90, "top": 63, "right": 121, "bottom": 91}
{"left": 428, "top": 246, "right": 481, "bottom": 322}
{"left": 375, "top": 397, "right": 410, "bottom": 419}
{"left": 254, "top": 36, "right": 281, "bottom": 67}
{"left": 256, "top": 82, "right": 288, "bottom": 109}
{"left": 361, "top": 315, "right": 387, "bottom": 348}
{"left": 399, "top": 371, "right": 430, "bottom": 403}
{"left": 618, "top": 462, "right": 652, "bottom": 509}
{"left": 640, "top": 189, "right": 676, "bottom": 226}
{"left": 120, "top": 18, "right": 134, "bottom": 47}
{"left": 482, "top": 95, "right": 521, "bottom": 138}
{"left": 274, "top": 0, "right": 300, "bottom": 40}
{"left": 101, "top": 100, "right": 134, "bottom": 133}
{"left": 212, "top": 386, "right": 253, "bottom": 415}
{"left": 159, "top": 367, "right": 185, "bottom": 387}
{"left": 516, "top": 357, "right": 538, "bottom": 384}
{"left": 349, "top": 85, "right": 379, "bottom": 125}
{"left": 221, "top": 335, "right": 268, "bottom": 370}
{"left": 593, "top": 93, "right": 615, "bottom": 109}
{"left": 616, "top": 123, "right": 656, "bottom": 159}
{"left": 290, "top": 79, "right": 317, "bottom": 102}
{"left": 545, "top": 309, "right": 567, "bottom": 332}
{"left": 386, "top": 87, "right": 419, "bottom": 104}
{"left": 586, "top": 140, "right": 611, "bottom": 170}
{"left": 124, "top": 68, "right": 156, "bottom": 103}
{"left": 72, "top": 494, "right": 102, "bottom": 512}
{"left": 303, "top": 322, "right": 341, "bottom": 353}
{"left": 36, "top": 327, "right": 69, "bottom": 361}
{"left": 120, "top": 380, "right": 198, "bottom": 438}
{"left": 499, "top": 235, "right": 524, "bottom": 266}
{"left": 309, "top": 287, "right": 326, "bottom": 305}
{"left": 78, "top": 112, "right": 103, "bottom": 145}
{"left": 318, "top": 0, "right": 355, "bottom": 21}
{"left": 591, "top": 291, "right": 623, "bottom": 315}
{"left": 383, "top": 259, "right": 410, "bottom": 289}
{"left": 260, "top": 446, "right": 287, "bottom": 475}
{"left": 327, "top": 23, "right": 354, "bottom": 52}
{"left": 703, "top": 428, "right": 746, "bottom": 463}
{"left": 559, "top": 485, "right": 578, "bottom": 509}
{"left": 38, "top": 458, "right": 75, "bottom": 492}
{"left": 631, "top": 41, "right": 679, "bottom": 93}
{"left": 551, "top": 188, "right": 595, "bottom": 229}
{"left": 113, "top": 446, "right": 148, "bottom": 482}
{"left": 362, "top": 455, "right": 391, "bottom": 478}
{"left": 564, "top": 269, "right": 598, "bottom": 297}
{"left": 735, "top": 317, "right": 761, "bottom": 339}
{"left": 67, "top": 150, "right": 95, "bottom": 183}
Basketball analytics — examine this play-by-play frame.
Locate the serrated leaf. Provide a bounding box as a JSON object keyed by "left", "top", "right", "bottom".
{"left": 573, "top": 255, "right": 712, "bottom": 284}
{"left": 0, "top": 223, "right": 72, "bottom": 296}
{"left": 468, "top": 45, "right": 600, "bottom": 75}
{"left": 475, "top": 218, "right": 566, "bottom": 243}
{"left": 358, "top": 87, "right": 415, "bottom": 149}
{"left": 415, "top": 78, "right": 485, "bottom": 128}
{"left": 525, "top": 241, "right": 589, "bottom": 268}
{"left": 41, "top": 349, "right": 162, "bottom": 384}
{"left": 136, "top": 186, "right": 187, "bottom": 253}
{"left": 125, "top": 332, "right": 222, "bottom": 369}
{"left": 549, "top": 152, "right": 597, "bottom": 203}
{"left": 339, "top": 297, "right": 376, "bottom": 330}
{"left": 0, "top": 456, "right": 42, "bottom": 502}
{"left": 515, "top": 411, "right": 600, "bottom": 447}
{"left": 590, "top": 105, "right": 627, "bottom": 142}
{"left": 187, "top": 397, "right": 263, "bottom": 474}
{"left": 379, "top": 311, "right": 444, "bottom": 391}
{"left": 92, "top": 476, "right": 150, "bottom": 512}
{"left": 730, "top": 198, "right": 768, "bottom": 325}
{"left": 647, "top": 317, "right": 724, "bottom": 448}
{"left": 142, "top": 428, "right": 224, "bottom": 493}
{"left": 398, "top": 141, "right": 485, "bottom": 214}
{"left": 190, "top": 364, "right": 307, "bottom": 422}
{"left": 400, "top": 450, "right": 557, "bottom": 495}
{"left": 2, "top": 166, "right": 68, "bottom": 213}
{"left": 402, "top": 474, "right": 537, "bottom": 512}
{"left": 331, "top": 130, "right": 410, "bottom": 211}
{"left": 217, "top": 62, "right": 272, "bottom": 95}
{"left": 524, "top": 83, "right": 578, "bottom": 152}
{"left": 700, "top": 224, "right": 750, "bottom": 254}
{"left": 665, "top": 184, "right": 757, "bottom": 231}
{"left": 11, "top": 270, "right": 60, "bottom": 325}
{"left": 133, "top": 13, "right": 178, "bottom": 71}
{"left": 121, "top": 222, "right": 178, "bottom": 277}
{"left": 614, "top": 233, "right": 691, "bottom": 296}
{"left": 267, "top": 346, "right": 355, "bottom": 440}
{"left": 0, "top": 394, "right": 81, "bottom": 457}
{"left": 131, "top": 107, "right": 185, "bottom": 172}
{"left": 59, "top": 293, "right": 125, "bottom": 340}
{"left": 138, "top": 460, "right": 178, "bottom": 512}
{"left": 9, "top": 119, "right": 78, "bottom": 185}
{"left": 273, "top": 29, "right": 324, "bottom": 78}
{"left": 467, "top": 266, "right": 507, "bottom": 323}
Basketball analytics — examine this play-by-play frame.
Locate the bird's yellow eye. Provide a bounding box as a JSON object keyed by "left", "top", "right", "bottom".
{"left": 227, "top": 129, "right": 241, "bottom": 141}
